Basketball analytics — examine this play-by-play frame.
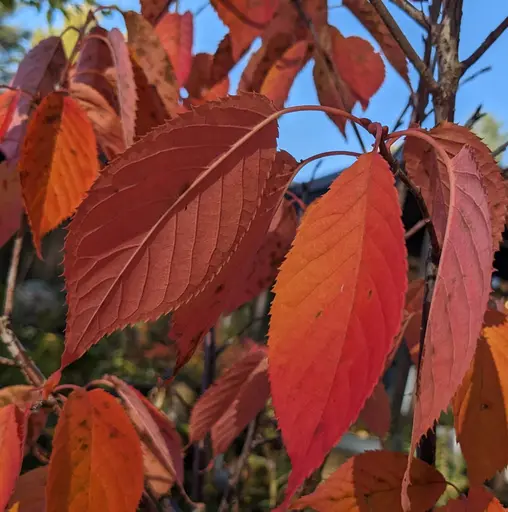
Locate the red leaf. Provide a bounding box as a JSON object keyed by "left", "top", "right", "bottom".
{"left": 61, "top": 94, "right": 278, "bottom": 369}
{"left": 7, "top": 466, "right": 47, "bottom": 512}
{"left": 209, "top": 33, "right": 249, "bottom": 88}
{"left": 436, "top": 486, "right": 504, "bottom": 511}
{"left": 402, "top": 147, "right": 493, "bottom": 509}
{"left": 108, "top": 29, "right": 137, "bottom": 147}
{"left": 260, "top": 40, "right": 310, "bottom": 109}
{"left": 189, "top": 348, "right": 269, "bottom": 455}
{"left": 268, "top": 152, "right": 407, "bottom": 509}
{"left": 210, "top": 0, "right": 279, "bottom": 60}
{"left": 0, "top": 90, "right": 20, "bottom": 141}
{"left": 0, "top": 404, "right": 28, "bottom": 511}
{"left": 185, "top": 53, "right": 230, "bottom": 105}
{"left": 343, "top": 0, "right": 409, "bottom": 83}
{"left": 140, "top": 0, "right": 170, "bottom": 25}
{"left": 124, "top": 11, "right": 179, "bottom": 117}
{"left": 0, "top": 36, "right": 66, "bottom": 248}
{"left": 292, "top": 451, "right": 445, "bottom": 512}
{"left": 334, "top": 35, "right": 385, "bottom": 110}
{"left": 46, "top": 388, "right": 144, "bottom": 512}
{"left": 155, "top": 11, "right": 193, "bottom": 87}
{"left": 105, "top": 376, "right": 183, "bottom": 496}
{"left": 405, "top": 123, "right": 506, "bottom": 250}
{"left": 358, "top": 380, "right": 391, "bottom": 438}
{"left": 18, "top": 92, "right": 98, "bottom": 255}
{"left": 168, "top": 150, "right": 297, "bottom": 373}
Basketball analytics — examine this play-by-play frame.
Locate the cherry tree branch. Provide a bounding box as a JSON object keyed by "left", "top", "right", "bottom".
{"left": 368, "top": 0, "right": 439, "bottom": 92}
{"left": 388, "top": 0, "right": 428, "bottom": 27}
{"left": 461, "top": 16, "right": 508, "bottom": 73}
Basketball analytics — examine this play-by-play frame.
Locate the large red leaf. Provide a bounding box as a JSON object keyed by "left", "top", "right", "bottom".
{"left": 259, "top": 40, "right": 310, "bottom": 109}
{"left": 7, "top": 466, "right": 47, "bottom": 512}
{"left": 155, "top": 11, "right": 193, "bottom": 87}
{"left": 0, "top": 36, "right": 66, "bottom": 248}
{"left": 46, "top": 388, "right": 144, "bottom": 512}
{"left": 18, "top": 92, "right": 98, "bottom": 255}
{"left": 453, "top": 311, "right": 508, "bottom": 484}
{"left": 268, "top": 152, "right": 407, "bottom": 509}
{"left": 124, "top": 11, "right": 179, "bottom": 117}
{"left": 0, "top": 404, "right": 28, "bottom": 511}
{"left": 61, "top": 94, "right": 278, "bottom": 369}
{"left": 402, "top": 147, "right": 493, "bottom": 509}
{"left": 189, "top": 347, "right": 269, "bottom": 455}
{"left": 210, "top": 0, "right": 279, "bottom": 60}
{"left": 167, "top": 150, "right": 297, "bottom": 372}
{"left": 292, "top": 451, "right": 445, "bottom": 512}
{"left": 404, "top": 123, "right": 506, "bottom": 250}
{"left": 342, "top": 0, "right": 409, "bottom": 83}
{"left": 104, "top": 376, "right": 183, "bottom": 496}
{"left": 107, "top": 29, "right": 137, "bottom": 148}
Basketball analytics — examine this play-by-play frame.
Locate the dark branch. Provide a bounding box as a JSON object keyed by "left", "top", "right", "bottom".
{"left": 493, "top": 140, "right": 508, "bottom": 159}
{"left": 368, "top": 0, "right": 439, "bottom": 92}
{"left": 388, "top": 0, "right": 428, "bottom": 27}
{"left": 461, "top": 16, "right": 508, "bottom": 73}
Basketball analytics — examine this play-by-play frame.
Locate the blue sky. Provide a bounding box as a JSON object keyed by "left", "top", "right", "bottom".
{"left": 6, "top": 0, "right": 508, "bottom": 181}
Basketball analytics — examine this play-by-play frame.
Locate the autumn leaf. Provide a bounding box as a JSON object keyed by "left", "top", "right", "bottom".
{"left": 342, "top": 0, "right": 409, "bottom": 83}
{"left": 167, "top": 150, "right": 297, "bottom": 373}
{"left": 358, "top": 380, "right": 391, "bottom": 438}
{"left": 107, "top": 29, "right": 137, "bottom": 147}
{"left": 104, "top": 376, "right": 183, "bottom": 496}
{"left": 210, "top": 0, "right": 279, "bottom": 61}
{"left": 7, "top": 466, "right": 47, "bottom": 512}
{"left": 436, "top": 486, "right": 504, "bottom": 511}
{"left": 189, "top": 348, "right": 269, "bottom": 455}
{"left": 208, "top": 33, "right": 249, "bottom": 88}
{"left": 0, "top": 404, "right": 28, "bottom": 511}
{"left": 453, "top": 310, "right": 508, "bottom": 484}
{"left": 18, "top": 91, "right": 98, "bottom": 256}
{"left": 292, "top": 451, "right": 445, "bottom": 512}
{"left": 46, "top": 388, "right": 144, "bottom": 512}
{"left": 0, "top": 36, "right": 66, "bottom": 248}
{"left": 334, "top": 35, "right": 385, "bottom": 110}
{"left": 405, "top": 123, "right": 506, "bottom": 250}
{"left": 124, "top": 11, "right": 179, "bottom": 117}
{"left": 0, "top": 90, "right": 20, "bottom": 140}
{"left": 268, "top": 152, "right": 407, "bottom": 508}
{"left": 61, "top": 94, "right": 278, "bottom": 369}
{"left": 68, "top": 81, "right": 125, "bottom": 160}
{"left": 403, "top": 147, "right": 493, "bottom": 509}
{"left": 140, "top": 0, "right": 170, "bottom": 25}
{"left": 260, "top": 40, "right": 310, "bottom": 109}
{"left": 155, "top": 11, "right": 193, "bottom": 87}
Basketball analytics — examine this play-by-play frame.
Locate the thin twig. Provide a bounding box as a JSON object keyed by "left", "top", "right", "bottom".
{"left": 388, "top": 0, "right": 428, "bottom": 27}
{"left": 369, "top": 0, "right": 439, "bottom": 92}
{"left": 461, "top": 16, "right": 508, "bottom": 73}
{"left": 218, "top": 419, "right": 257, "bottom": 512}
{"left": 0, "top": 356, "right": 17, "bottom": 367}
{"left": 460, "top": 66, "right": 491, "bottom": 86}
{"left": 405, "top": 218, "right": 430, "bottom": 239}
{"left": 492, "top": 140, "right": 508, "bottom": 159}
{"left": 392, "top": 97, "right": 412, "bottom": 132}
{"left": 4, "top": 221, "right": 24, "bottom": 318}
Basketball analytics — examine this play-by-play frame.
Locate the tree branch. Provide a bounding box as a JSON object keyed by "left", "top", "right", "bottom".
{"left": 461, "top": 16, "right": 508, "bottom": 73}
{"left": 368, "top": 0, "right": 439, "bottom": 92}
{"left": 388, "top": 0, "right": 428, "bottom": 27}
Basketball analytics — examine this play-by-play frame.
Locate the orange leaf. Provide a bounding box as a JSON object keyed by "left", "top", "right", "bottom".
{"left": 358, "top": 380, "right": 391, "bottom": 438}
{"left": 189, "top": 348, "right": 269, "bottom": 455}
{"left": 436, "top": 486, "right": 504, "bottom": 511}
{"left": 260, "top": 40, "right": 310, "bottom": 109}
{"left": 68, "top": 81, "right": 126, "bottom": 160}
{"left": 403, "top": 147, "right": 493, "bottom": 509}
{"left": 453, "top": 311, "right": 508, "bottom": 484}
{"left": 155, "top": 11, "right": 193, "bottom": 87}
{"left": 292, "top": 451, "right": 445, "bottom": 512}
{"left": 268, "top": 152, "right": 407, "bottom": 508}
{"left": 334, "top": 35, "right": 385, "bottom": 110}
{"left": 405, "top": 123, "right": 506, "bottom": 250}
{"left": 18, "top": 91, "right": 98, "bottom": 256}
{"left": 343, "top": 0, "right": 409, "bottom": 83}
{"left": 210, "top": 0, "right": 278, "bottom": 60}
{"left": 0, "top": 36, "right": 66, "bottom": 248}
{"left": 104, "top": 376, "right": 183, "bottom": 496}
{"left": 7, "top": 466, "right": 47, "bottom": 512}
{"left": 167, "top": 150, "right": 297, "bottom": 372}
{"left": 0, "top": 90, "right": 20, "bottom": 141}
{"left": 61, "top": 94, "right": 278, "bottom": 369}
{"left": 46, "top": 388, "right": 144, "bottom": 512}
{"left": 124, "top": 11, "right": 179, "bottom": 117}
{"left": 0, "top": 404, "right": 28, "bottom": 511}
{"left": 107, "top": 29, "right": 137, "bottom": 148}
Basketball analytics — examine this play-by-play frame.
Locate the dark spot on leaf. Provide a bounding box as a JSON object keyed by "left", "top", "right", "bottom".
{"left": 315, "top": 310, "right": 323, "bottom": 318}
